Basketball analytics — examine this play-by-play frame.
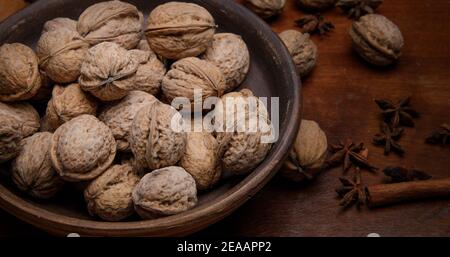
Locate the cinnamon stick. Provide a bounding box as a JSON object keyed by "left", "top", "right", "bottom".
{"left": 366, "top": 178, "right": 450, "bottom": 208}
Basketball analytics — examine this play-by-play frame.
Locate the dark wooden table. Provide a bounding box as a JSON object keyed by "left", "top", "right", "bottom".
{"left": 0, "top": 0, "right": 449, "bottom": 237}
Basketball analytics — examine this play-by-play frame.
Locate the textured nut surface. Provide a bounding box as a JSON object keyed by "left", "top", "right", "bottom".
{"left": 297, "top": 0, "right": 337, "bottom": 11}
{"left": 0, "top": 43, "right": 42, "bottom": 102}
{"left": 43, "top": 17, "right": 77, "bottom": 33}
{"left": 12, "top": 132, "right": 63, "bottom": 199}
{"left": 84, "top": 164, "right": 140, "bottom": 221}
{"left": 0, "top": 101, "right": 40, "bottom": 137}
{"left": 132, "top": 166, "right": 197, "bottom": 219}
{"left": 162, "top": 57, "right": 226, "bottom": 106}
{"left": 99, "top": 91, "right": 158, "bottom": 152}
{"left": 281, "top": 120, "right": 328, "bottom": 182}
{"left": 129, "top": 49, "right": 166, "bottom": 95}
{"left": 145, "top": 2, "right": 216, "bottom": 59}
{"left": 180, "top": 132, "right": 222, "bottom": 190}
{"left": 77, "top": 0, "right": 143, "bottom": 49}
{"left": 244, "top": 0, "right": 286, "bottom": 19}
{"left": 130, "top": 101, "right": 186, "bottom": 171}
{"left": 50, "top": 115, "right": 116, "bottom": 182}
{"left": 279, "top": 30, "right": 317, "bottom": 77}
{"left": 41, "top": 83, "right": 97, "bottom": 132}
{"left": 350, "top": 14, "right": 404, "bottom": 66}
{"left": 202, "top": 33, "right": 250, "bottom": 92}
{"left": 0, "top": 115, "right": 24, "bottom": 163}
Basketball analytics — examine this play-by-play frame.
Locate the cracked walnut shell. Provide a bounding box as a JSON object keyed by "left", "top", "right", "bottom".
{"left": 145, "top": 2, "right": 216, "bottom": 60}
{"left": 202, "top": 33, "right": 250, "bottom": 92}
{"left": 244, "top": 0, "right": 286, "bottom": 19}
{"left": 132, "top": 166, "right": 197, "bottom": 219}
{"left": 0, "top": 43, "right": 42, "bottom": 102}
{"left": 84, "top": 164, "right": 140, "bottom": 221}
{"left": 77, "top": 0, "right": 143, "bottom": 49}
{"left": 50, "top": 115, "right": 116, "bottom": 182}
{"left": 12, "top": 132, "right": 64, "bottom": 199}
{"left": 297, "top": 0, "right": 337, "bottom": 11}
{"left": 279, "top": 30, "right": 317, "bottom": 77}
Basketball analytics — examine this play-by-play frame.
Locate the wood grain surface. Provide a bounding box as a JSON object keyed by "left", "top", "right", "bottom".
{"left": 0, "top": 0, "right": 449, "bottom": 237}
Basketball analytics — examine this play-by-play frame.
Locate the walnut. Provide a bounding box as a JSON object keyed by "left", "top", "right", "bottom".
{"left": 77, "top": 0, "right": 143, "bottom": 49}
{"left": 180, "top": 132, "right": 222, "bottom": 191}
{"left": 244, "top": 0, "right": 286, "bottom": 19}
{"left": 0, "top": 43, "right": 42, "bottom": 102}
{"left": 41, "top": 83, "right": 97, "bottom": 132}
{"left": 0, "top": 101, "right": 40, "bottom": 137}
{"left": 130, "top": 101, "right": 186, "bottom": 171}
{"left": 99, "top": 91, "right": 158, "bottom": 152}
{"left": 161, "top": 57, "right": 226, "bottom": 106}
{"left": 145, "top": 2, "right": 216, "bottom": 60}
{"left": 350, "top": 14, "right": 404, "bottom": 66}
{"left": 129, "top": 49, "right": 166, "bottom": 95}
{"left": 37, "top": 21, "right": 89, "bottom": 83}
{"left": 42, "top": 17, "right": 77, "bottom": 33}
{"left": 11, "top": 132, "right": 63, "bottom": 199}
{"left": 30, "top": 72, "right": 53, "bottom": 104}
{"left": 50, "top": 115, "right": 116, "bottom": 182}
{"left": 0, "top": 116, "right": 24, "bottom": 163}
{"left": 281, "top": 120, "right": 328, "bottom": 182}
{"left": 296, "top": 0, "right": 337, "bottom": 11}
{"left": 84, "top": 164, "right": 140, "bottom": 221}
{"left": 279, "top": 30, "right": 318, "bottom": 77}
{"left": 132, "top": 166, "right": 197, "bottom": 219}
{"left": 202, "top": 33, "right": 250, "bottom": 92}
{"left": 137, "top": 39, "right": 151, "bottom": 52}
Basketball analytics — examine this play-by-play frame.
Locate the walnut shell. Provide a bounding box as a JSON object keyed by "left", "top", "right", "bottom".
{"left": 129, "top": 49, "right": 166, "bottom": 95}
{"left": 11, "top": 132, "right": 63, "bottom": 199}
{"left": 244, "top": 0, "right": 286, "bottom": 19}
{"left": 42, "top": 17, "right": 77, "bottom": 34}
{"left": 84, "top": 164, "right": 140, "bottom": 221}
{"left": 0, "top": 101, "right": 40, "bottom": 137}
{"left": 0, "top": 43, "right": 42, "bottom": 102}
{"left": 350, "top": 14, "right": 404, "bottom": 66}
{"left": 50, "top": 115, "right": 116, "bottom": 182}
{"left": 279, "top": 30, "right": 317, "bottom": 77}
{"left": 37, "top": 24, "right": 89, "bottom": 83}
{"left": 132, "top": 166, "right": 197, "bottom": 219}
{"left": 0, "top": 115, "right": 24, "bottom": 163}
{"left": 77, "top": 0, "right": 143, "bottom": 49}
{"left": 130, "top": 101, "right": 186, "bottom": 171}
{"left": 180, "top": 132, "right": 222, "bottom": 191}
{"left": 41, "top": 83, "right": 97, "bottom": 132}
{"left": 296, "top": 0, "right": 337, "bottom": 11}
{"left": 145, "top": 2, "right": 216, "bottom": 60}
{"left": 162, "top": 57, "right": 226, "bottom": 106}
{"left": 202, "top": 33, "right": 250, "bottom": 92}
{"left": 281, "top": 120, "right": 328, "bottom": 182}
{"left": 99, "top": 91, "right": 158, "bottom": 152}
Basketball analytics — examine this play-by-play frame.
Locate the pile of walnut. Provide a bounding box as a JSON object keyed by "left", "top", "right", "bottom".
{"left": 0, "top": 1, "right": 273, "bottom": 222}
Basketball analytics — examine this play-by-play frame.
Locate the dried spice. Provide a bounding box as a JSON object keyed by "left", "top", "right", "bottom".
{"left": 426, "top": 123, "right": 449, "bottom": 145}
{"left": 336, "top": 169, "right": 366, "bottom": 208}
{"left": 326, "top": 139, "right": 377, "bottom": 172}
{"left": 375, "top": 97, "right": 419, "bottom": 128}
{"left": 295, "top": 13, "right": 335, "bottom": 36}
{"left": 336, "top": 0, "right": 383, "bottom": 19}
{"left": 373, "top": 122, "right": 404, "bottom": 155}
{"left": 383, "top": 166, "right": 432, "bottom": 183}
{"left": 279, "top": 30, "right": 318, "bottom": 77}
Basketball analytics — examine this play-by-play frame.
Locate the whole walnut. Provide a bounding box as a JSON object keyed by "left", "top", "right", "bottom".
{"left": 99, "top": 91, "right": 158, "bottom": 152}
{"left": 132, "top": 166, "right": 197, "bottom": 219}
{"left": 0, "top": 43, "right": 42, "bottom": 102}
{"left": 296, "top": 0, "right": 337, "bottom": 11}
{"left": 77, "top": 0, "right": 143, "bottom": 49}
{"left": 162, "top": 57, "right": 226, "bottom": 106}
{"left": 50, "top": 115, "right": 116, "bottom": 182}
{"left": 180, "top": 132, "right": 222, "bottom": 191}
{"left": 29, "top": 72, "right": 53, "bottom": 104}
{"left": 145, "top": 2, "right": 216, "bottom": 60}
{"left": 130, "top": 101, "right": 186, "bottom": 171}
{"left": 37, "top": 20, "right": 89, "bottom": 84}
{"left": 281, "top": 120, "right": 328, "bottom": 182}
{"left": 202, "top": 33, "right": 250, "bottom": 92}
{"left": 0, "top": 101, "right": 40, "bottom": 137}
{"left": 350, "top": 14, "right": 404, "bottom": 66}
{"left": 41, "top": 83, "right": 97, "bottom": 132}
{"left": 84, "top": 164, "right": 140, "bottom": 221}
{"left": 279, "top": 30, "right": 318, "bottom": 77}
{"left": 129, "top": 49, "right": 166, "bottom": 95}
{"left": 11, "top": 132, "right": 63, "bottom": 199}
{"left": 42, "top": 17, "right": 77, "bottom": 33}
{"left": 244, "top": 0, "right": 286, "bottom": 19}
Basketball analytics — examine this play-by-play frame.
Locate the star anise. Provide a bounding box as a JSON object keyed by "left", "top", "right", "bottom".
{"left": 375, "top": 97, "right": 419, "bottom": 128}
{"left": 326, "top": 139, "right": 378, "bottom": 172}
{"left": 295, "top": 13, "right": 335, "bottom": 36}
{"left": 426, "top": 123, "right": 450, "bottom": 145}
{"left": 383, "top": 166, "right": 432, "bottom": 183}
{"left": 373, "top": 122, "right": 404, "bottom": 155}
{"left": 336, "top": 169, "right": 366, "bottom": 208}
{"left": 336, "top": 0, "right": 383, "bottom": 19}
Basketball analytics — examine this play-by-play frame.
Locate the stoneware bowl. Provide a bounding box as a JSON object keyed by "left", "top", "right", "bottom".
{"left": 0, "top": 0, "right": 301, "bottom": 236}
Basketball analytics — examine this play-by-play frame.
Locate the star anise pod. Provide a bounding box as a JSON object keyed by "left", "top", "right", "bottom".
{"left": 336, "top": 169, "right": 366, "bottom": 208}
{"left": 336, "top": 0, "right": 383, "bottom": 19}
{"left": 426, "top": 123, "right": 450, "bottom": 145}
{"left": 295, "top": 13, "right": 335, "bottom": 36}
{"left": 373, "top": 122, "right": 404, "bottom": 155}
{"left": 383, "top": 166, "right": 432, "bottom": 183}
{"left": 375, "top": 97, "right": 419, "bottom": 128}
{"left": 326, "top": 139, "right": 378, "bottom": 172}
